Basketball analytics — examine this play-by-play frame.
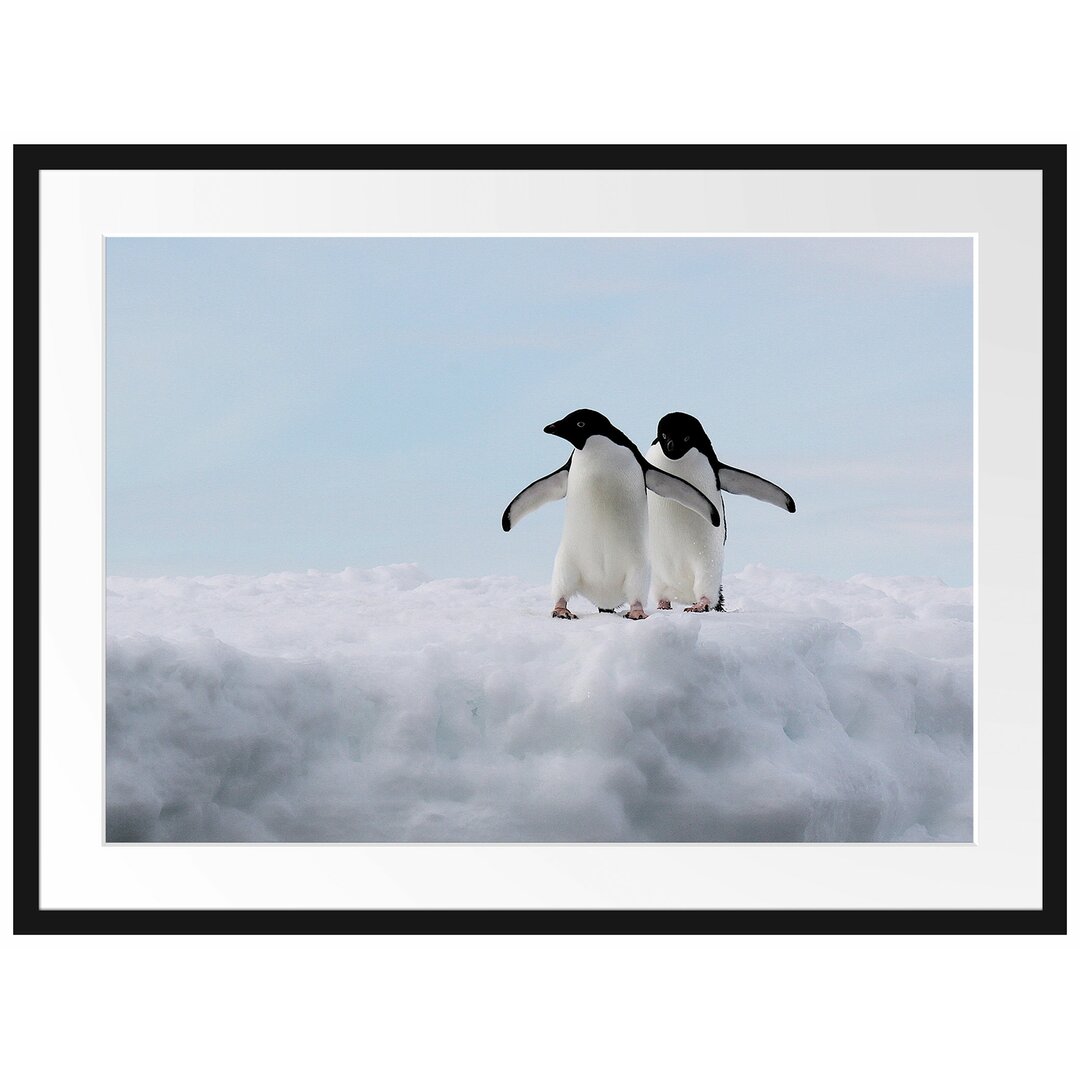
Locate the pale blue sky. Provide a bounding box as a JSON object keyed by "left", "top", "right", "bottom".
{"left": 106, "top": 237, "right": 973, "bottom": 585}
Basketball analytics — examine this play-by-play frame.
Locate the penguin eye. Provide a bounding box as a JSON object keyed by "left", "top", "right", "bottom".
{"left": 683, "top": 436, "right": 690, "bottom": 443}
{"left": 576, "top": 421, "right": 585, "bottom": 428}
{"left": 660, "top": 432, "right": 666, "bottom": 440}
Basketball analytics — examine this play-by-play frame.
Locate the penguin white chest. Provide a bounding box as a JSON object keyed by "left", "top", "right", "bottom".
{"left": 553, "top": 438, "right": 650, "bottom": 607}
{"left": 645, "top": 444, "right": 725, "bottom": 604}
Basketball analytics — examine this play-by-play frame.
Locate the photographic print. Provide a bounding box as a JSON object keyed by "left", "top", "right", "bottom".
{"left": 104, "top": 234, "right": 974, "bottom": 844}
{"left": 19, "top": 145, "right": 1061, "bottom": 930}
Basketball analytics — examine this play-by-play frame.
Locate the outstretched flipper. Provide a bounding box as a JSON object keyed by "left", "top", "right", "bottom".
{"left": 502, "top": 456, "right": 572, "bottom": 531}
{"left": 644, "top": 466, "right": 722, "bottom": 526}
{"left": 716, "top": 463, "right": 796, "bottom": 513}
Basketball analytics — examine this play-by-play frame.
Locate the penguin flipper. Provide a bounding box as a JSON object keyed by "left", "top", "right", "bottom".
{"left": 644, "top": 466, "right": 722, "bottom": 526}
{"left": 716, "top": 464, "right": 796, "bottom": 513}
{"left": 501, "top": 457, "right": 571, "bottom": 531}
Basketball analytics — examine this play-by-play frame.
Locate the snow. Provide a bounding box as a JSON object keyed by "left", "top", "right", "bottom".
{"left": 106, "top": 564, "right": 973, "bottom": 842}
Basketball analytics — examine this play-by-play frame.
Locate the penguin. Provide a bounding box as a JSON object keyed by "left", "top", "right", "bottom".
{"left": 502, "top": 409, "right": 721, "bottom": 619}
{"left": 645, "top": 411, "right": 795, "bottom": 612}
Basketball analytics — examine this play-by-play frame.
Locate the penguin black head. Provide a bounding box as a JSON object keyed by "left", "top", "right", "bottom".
{"left": 544, "top": 409, "right": 621, "bottom": 451}
{"left": 653, "top": 412, "right": 712, "bottom": 462}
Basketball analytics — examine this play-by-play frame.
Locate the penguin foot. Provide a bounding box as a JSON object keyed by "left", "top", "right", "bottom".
{"left": 552, "top": 603, "right": 577, "bottom": 619}
{"left": 624, "top": 603, "right": 648, "bottom": 620}
{"left": 683, "top": 597, "right": 711, "bottom": 613}
{"left": 656, "top": 599, "right": 672, "bottom": 611}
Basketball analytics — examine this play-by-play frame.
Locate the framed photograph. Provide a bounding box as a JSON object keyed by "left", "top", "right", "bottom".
{"left": 16, "top": 145, "right": 1063, "bottom": 932}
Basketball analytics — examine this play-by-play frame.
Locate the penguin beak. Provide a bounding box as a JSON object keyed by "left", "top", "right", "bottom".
{"left": 543, "top": 423, "right": 558, "bottom": 435}
{"left": 666, "top": 440, "right": 676, "bottom": 453}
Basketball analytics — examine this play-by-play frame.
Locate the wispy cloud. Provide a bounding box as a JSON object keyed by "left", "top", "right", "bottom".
{"left": 391, "top": 329, "right": 586, "bottom": 351}
{"left": 861, "top": 506, "right": 973, "bottom": 542}
{"left": 778, "top": 452, "right": 972, "bottom": 485}
{"left": 736, "top": 237, "right": 974, "bottom": 288}
{"left": 559, "top": 275, "right": 680, "bottom": 298}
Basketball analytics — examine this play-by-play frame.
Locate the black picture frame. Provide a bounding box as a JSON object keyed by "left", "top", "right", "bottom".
{"left": 13, "top": 143, "right": 1066, "bottom": 935}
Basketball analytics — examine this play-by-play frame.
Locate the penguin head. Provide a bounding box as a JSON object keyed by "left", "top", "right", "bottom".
{"left": 653, "top": 412, "right": 710, "bottom": 461}
{"left": 544, "top": 409, "right": 616, "bottom": 451}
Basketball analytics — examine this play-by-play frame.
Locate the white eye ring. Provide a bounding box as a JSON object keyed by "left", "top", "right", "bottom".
{"left": 684, "top": 436, "right": 690, "bottom": 443}
{"left": 660, "top": 433, "right": 666, "bottom": 440}
{"left": 576, "top": 421, "right": 585, "bottom": 428}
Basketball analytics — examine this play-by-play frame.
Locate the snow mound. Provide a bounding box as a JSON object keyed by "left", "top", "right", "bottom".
{"left": 106, "top": 565, "right": 973, "bottom": 842}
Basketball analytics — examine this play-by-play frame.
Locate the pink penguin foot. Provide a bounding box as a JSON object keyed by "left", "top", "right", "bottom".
{"left": 624, "top": 602, "right": 648, "bottom": 620}
{"left": 552, "top": 600, "right": 577, "bottom": 619}
{"left": 684, "top": 597, "right": 712, "bottom": 613}
{"left": 656, "top": 599, "right": 672, "bottom": 611}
